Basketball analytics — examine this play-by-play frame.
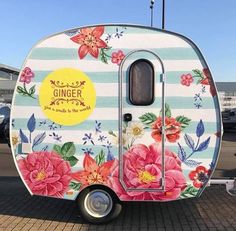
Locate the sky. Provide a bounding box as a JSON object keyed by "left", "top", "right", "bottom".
{"left": 0, "top": 0, "right": 236, "bottom": 82}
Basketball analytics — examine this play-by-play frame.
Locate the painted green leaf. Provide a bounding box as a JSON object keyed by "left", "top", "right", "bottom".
{"left": 29, "top": 85, "right": 36, "bottom": 95}
{"left": 192, "top": 69, "right": 203, "bottom": 77}
{"left": 159, "top": 103, "right": 171, "bottom": 118}
{"left": 180, "top": 185, "right": 199, "bottom": 198}
{"left": 69, "top": 181, "right": 81, "bottom": 191}
{"left": 61, "top": 142, "right": 76, "bottom": 157}
{"left": 176, "top": 116, "right": 191, "bottom": 129}
{"left": 108, "top": 130, "right": 117, "bottom": 137}
{"left": 66, "top": 156, "right": 78, "bottom": 167}
{"left": 95, "top": 149, "right": 105, "bottom": 166}
{"left": 139, "top": 112, "right": 157, "bottom": 126}
{"left": 53, "top": 144, "right": 62, "bottom": 155}
{"left": 17, "top": 86, "right": 25, "bottom": 94}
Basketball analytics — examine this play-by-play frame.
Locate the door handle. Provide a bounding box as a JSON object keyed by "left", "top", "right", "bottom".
{"left": 123, "top": 113, "right": 132, "bottom": 122}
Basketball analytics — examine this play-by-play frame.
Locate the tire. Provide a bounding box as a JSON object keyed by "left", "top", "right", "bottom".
{"left": 77, "top": 186, "right": 122, "bottom": 224}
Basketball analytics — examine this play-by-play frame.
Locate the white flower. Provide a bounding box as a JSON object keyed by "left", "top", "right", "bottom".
{"left": 110, "top": 132, "right": 129, "bottom": 147}
{"left": 126, "top": 121, "right": 144, "bottom": 138}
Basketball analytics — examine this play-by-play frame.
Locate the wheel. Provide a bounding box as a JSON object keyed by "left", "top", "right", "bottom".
{"left": 77, "top": 187, "right": 122, "bottom": 224}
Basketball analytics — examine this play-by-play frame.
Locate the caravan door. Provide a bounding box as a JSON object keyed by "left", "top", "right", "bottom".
{"left": 119, "top": 50, "right": 166, "bottom": 193}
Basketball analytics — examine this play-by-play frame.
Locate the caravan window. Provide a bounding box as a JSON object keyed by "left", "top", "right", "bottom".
{"left": 129, "top": 59, "right": 154, "bottom": 105}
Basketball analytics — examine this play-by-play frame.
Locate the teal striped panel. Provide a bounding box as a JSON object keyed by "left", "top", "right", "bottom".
{"left": 16, "top": 143, "right": 119, "bottom": 158}
{"left": 166, "top": 146, "right": 218, "bottom": 159}
{"left": 28, "top": 71, "right": 193, "bottom": 84}
{"left": 29, "top": 47, "right": 200, "bottom": 61}
{"left": 16, "top": 142, "right": 216, "bottom": 160}
{"left": 14, "top": 94, "right": 215, "bottom": 109}
{"left": 12, "top": 119, "right": 218, "bottom": 134}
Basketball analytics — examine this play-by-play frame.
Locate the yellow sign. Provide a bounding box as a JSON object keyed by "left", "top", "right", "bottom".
{"left": 39, "top": 68, "right": 96, "bottom": 126}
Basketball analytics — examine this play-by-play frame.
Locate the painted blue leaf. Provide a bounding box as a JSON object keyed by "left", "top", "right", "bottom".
{"left": 184, "top": 134, "right": 195, "bottom": 151}
{"left": 33, "top": 132, "right": 46, "bottom": 148}
{"left": 107, "top": 151, "right": 114, "bottom": 161}
{"left": 19, "top": 129, "right": 29, "bottom": 143}
{"left": 177, "top": 143, "right": 186, "bottom": 161}
{"left": 27, "top": 114, "right": 36, "bottom": 133}
{"left": 184, "top": 159, "right": 202, "bottom": 167}
{"left": 196, "top": 119, "right": 204, "bottom": 137}
{"left": 196, "top": 137, "right": 211, "bottom": 152}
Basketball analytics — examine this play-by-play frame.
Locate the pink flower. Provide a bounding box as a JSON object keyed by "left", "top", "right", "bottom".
{"left": 70, "top": 26, "right": 107, "bottom": 59}
{"left": 189, "top": 166, "right": 209, "bottom": 188}
{"left": 152, "top": 117, "right": 181, "bottom": 143}
{"left": 108, "top": 143, "right": 186, "bottom": 201}
{"left": 20, "top": 67, "right": 34, "bottom": 84}
{"left": 181, "top": 74, "right": 193, "bottom": 86}
{"left": 18, "top": 151, "right": 72, "bottom": 197}
{"left": 111, "top": 50, "right": 125, "bottom": 65}
{"left": 71, "top": 154, "right": 115, "bottom": 187}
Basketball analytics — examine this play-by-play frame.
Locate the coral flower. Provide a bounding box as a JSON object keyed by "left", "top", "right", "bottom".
{"left": 200, "top": 68, "right": 216, "bottom": 96}
{"left": 181, "top": 74, "right": 193, "bottom": 86}
{"left": 18, "top": 151, "right": 72, "bottom": 197}
{"left": 189, "top": 166, "right": 209, "bottom": 188}
{"left": 151, "top": 117, "right": 181, "bottom": 143}
{"left": 70, "top": 26, "right": 107, "bottom": 59}
{"left": 71, "top": 154, "right": 115, "bottom": 186}
{"left": 111, "top": 50, "right": 125, "bottom": 65}
{"left": 108, "top": 143, "right": 186, "bottom": 201}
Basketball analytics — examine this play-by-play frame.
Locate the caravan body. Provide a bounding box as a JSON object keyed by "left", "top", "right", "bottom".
{"left": 10, "top": 24, "right": 222, "bottom": 222}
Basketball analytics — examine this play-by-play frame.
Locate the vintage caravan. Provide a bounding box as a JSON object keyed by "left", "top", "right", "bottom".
{"left": 10, "top": 24, "right": 235, "bottom": 223}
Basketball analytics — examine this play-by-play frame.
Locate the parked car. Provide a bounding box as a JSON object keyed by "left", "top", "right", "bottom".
{"left": 0, "top": 104, "right": 11, "bottom": 144}
{"left": 222, "top": 109, "right": 236, "bottom": 129}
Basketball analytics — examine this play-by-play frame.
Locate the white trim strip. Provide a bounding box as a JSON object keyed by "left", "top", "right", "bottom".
{"left": 35, "top": 33, "right": 192, "bottom": 49}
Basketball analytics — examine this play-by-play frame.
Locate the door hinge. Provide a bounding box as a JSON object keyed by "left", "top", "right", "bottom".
{"left": 160, "top": 73, "right": 165, "bottom": 82}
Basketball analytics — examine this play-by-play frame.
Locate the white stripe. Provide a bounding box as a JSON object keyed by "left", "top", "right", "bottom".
{"left": 35, "top": 33, "right": 191, "bottom": 49}
{"left": 24, "top": 59, "right": 203, "bottom": 72}
{"left": 11, "top": 106, "right": 217, "bottom": 122}
{"left": 13, "top": 129, "right": 217, "bottom": 148}
{"left": 15, "top": 82, "right": 212, "bottom": 98}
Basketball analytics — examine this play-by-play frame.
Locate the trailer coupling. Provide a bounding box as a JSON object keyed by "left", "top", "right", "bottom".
{"left": 209, "top": 179, "right": 236, "bottom": 196}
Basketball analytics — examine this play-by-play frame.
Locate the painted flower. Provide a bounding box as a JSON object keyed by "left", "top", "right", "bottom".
{"left": 20, "top": 67, "right": 34, "bottom": 84}
{"left": 200, "top": 68, "right": 216, "bottom": 96}
{"left": 71, "top": 154, "right": 115, "bottom": 186}
{"left": 181, "top": 74, "right": 193, "bottom": 86}
{"left": 18, "top": 151, "right": 71, "bottom": 197}
{"left": 11, "top": 132, "right": 20, "bottom": 148}
{"left": 126, "top": 121, "right": 144, "bottom": 138}
{"left": 189, "top": 166, "right": 209, "bottom": 188}
{"left": 111, "top": 50, "right": 125, "bottom": 65}
{"left": 108, "top": 143, "right": 186, "bottom": 201}
{"left": 151, "top": 117, "right": 181, "bottom": 143}
{"left": 70, "top": 26, "right": 107, "bottom": 59}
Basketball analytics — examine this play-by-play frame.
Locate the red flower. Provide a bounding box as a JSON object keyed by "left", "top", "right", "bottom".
{"left": 20, "top": 67, "right": 34, "bottom": 84}
{"left": 200, "top": 68, "right": 210, "bottom": 85}
{"left": 189, "top": 166, "right": 209, "bottom": 188}
{"left": 181, "top": 74, "right": 193, "bottom": 86}
{"left": 200, "top": 68, "right": 216, "bottom": 96}
{"left": 152, "top": 117, "right": 181, "bottom": 143}
{"left": 18, "top": 151, "right": 71, "bottom": 197}
{"left": 70, "top": 26, "right": 107, "bottom": 59}
{"left": 71, "top": 154, "right": 115, "bottom": 187}
{"left": 111, "top": 50, "right": 125, "bottom": 65}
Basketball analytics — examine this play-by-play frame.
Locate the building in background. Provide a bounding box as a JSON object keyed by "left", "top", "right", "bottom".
{"left": 216, "top": 82, "right": 236, "bottom": 112}
{"left": 0, "top": 63, "right": 19, "bottom": 103}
